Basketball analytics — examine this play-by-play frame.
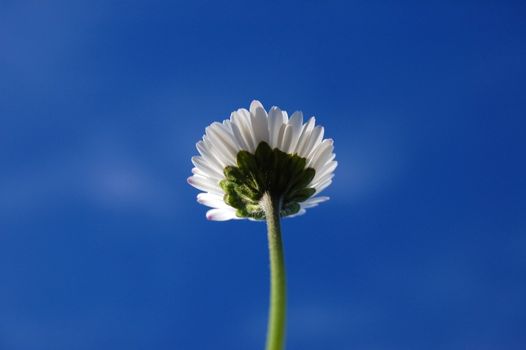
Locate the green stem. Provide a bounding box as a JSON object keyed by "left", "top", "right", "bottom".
{"left": 261, "top": 192, "right": 286, "bottom": 350}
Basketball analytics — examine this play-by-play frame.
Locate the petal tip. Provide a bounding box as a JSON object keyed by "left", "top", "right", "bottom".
{"left": 250, "top": 100, "right": 264, "bottom": 112}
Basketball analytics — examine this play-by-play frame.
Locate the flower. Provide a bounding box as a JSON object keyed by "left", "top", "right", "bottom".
{"left": 188, "top": 100, "right": 337, "bottom": 221}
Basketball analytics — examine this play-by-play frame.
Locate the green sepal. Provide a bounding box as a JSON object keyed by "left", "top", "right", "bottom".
{"left": 255, "top": 141, "right": 274, "bottom": 170}
{"left": 237, "top": 150, "right": 259, "bottom": 175}
{"left": 220, "top": 141, "right": 317, "bottom": 219}
{"left": 219, "top": 179, "right": 235, "bottom": 193}
{"left": 286, "top": 187, "right": 316, "bottom": 203}
{"left": 235, "top": 184, "right": 260, "bottom": 202}
{"left": 224, "top": 166, "right": 244, "bottom": 182}
{"left": 224, "top": 193, "right": 244, "bottom": 208}
{"left": 288, "top": 168, "right": 315, "bottom": 194}
{"left": 281, "top": 202, "right": 301, "bottom": 216}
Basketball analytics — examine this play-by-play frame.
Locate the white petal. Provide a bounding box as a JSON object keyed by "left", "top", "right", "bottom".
{"left": 230, "top": 116, "right": 250, "bottom": 151}
{"left": 211, "top": 122, "right": 239, "bottom": 152}
{"left": 301, "top": 196, "right": 330, "bottom": 208}
{"left": 192, "top": 167, "right": 222, "bottom": 182}
{"left": 287, "top": 111, "right": 303, "bottom": 153}
{"left": 294, "top": 117, "right": 316, "bottom": 156}
{"left": 282, "top": 110, "right": 289, "bottom": 123}
{"left": 191, "top": 156, "right": 223, "bottom": 178}
{"left": 238, "top": 108, "right": 257, "bottom": 150}
{"left": 206, "top": 208, "right": 239, "bottom": 221}
{"left": 310, "top": 139, "right": 334, "bottom": 171}
{"left": 314, "top": 178, "right": 333, "bottom": 194}
{"left": 205, "top": 124, "right": 236, "bottom": 165}
{"left": 312, "top": 172, "right": 335, "bottom": 188}
{"left": 196, "top": 141, "right": 224, "bottom": 172}
{"left": 203, "top": 136, "right": 230, "bottom": 168}
{"left": 268, "top": 106, "right": 284, "bottom": 148}
{"left": 187, "top": 175, "right": 222, "bottom": 195}
{"left": 221, "top": 120, "right": 244, "bottom": 150}
{"left": 188, "top": 173, "right": 219, "bottom": 188}
{"left": 307, "top": 138, "right": 333, "bottom": 169}
{"left": 313, "top": 160, "right": 338, "bottom": 183}
{"left": 249, "top": 100, "right": 265, "bottom": 113}
{"left": 222, "top": 119, "right": 236, "bottom": 135}
{"left": 279, "top": 124, "right": 294, "bottom": 153}
{"left": 197, "top": 192, "right": 224, "bottom": 202}
{"left": 250, "top": 105, "right": 269, "bottom": 145}
{"left": 197, "top": 193, "right": 228, "bottom": 209}
{"left": 303, "top": 126, "right": 324, "bottom": 159}
{"left": 287, "top": 208, "right": 306, "bottom": 218}
{"left": 232, "top": 108, "right": 256, "bottom": 152}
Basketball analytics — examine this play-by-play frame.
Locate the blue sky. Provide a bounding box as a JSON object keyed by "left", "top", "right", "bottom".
{"left": 1, "top": 1, "right": 526, "bottom": 349}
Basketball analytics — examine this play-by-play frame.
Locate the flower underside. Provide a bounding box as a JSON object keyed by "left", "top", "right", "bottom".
{"left": 220, "top": 141, "right": 316, "bottom": 220}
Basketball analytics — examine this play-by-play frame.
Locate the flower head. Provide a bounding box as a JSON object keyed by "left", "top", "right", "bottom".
{"left": 188, "top": 100, "right": 337, "bottom": 221}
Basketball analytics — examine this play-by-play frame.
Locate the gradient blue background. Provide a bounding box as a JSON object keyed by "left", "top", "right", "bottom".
{"left": 1, "top": 1, "right": 525, "bottom": 349}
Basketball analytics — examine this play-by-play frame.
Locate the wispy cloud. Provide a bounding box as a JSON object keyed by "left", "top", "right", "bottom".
{"left": 331, "top": 115, "right": 409, "bottom": 202}
{"left": 0, "top": 133, "right": 180, "bottom": 219}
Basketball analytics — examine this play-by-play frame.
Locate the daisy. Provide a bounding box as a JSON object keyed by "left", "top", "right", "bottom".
{"left": 187, "top": 100, "right": 337, "bottom": 350}
{"left": 188, "top": 100, "right": 337, "bottom": 221}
